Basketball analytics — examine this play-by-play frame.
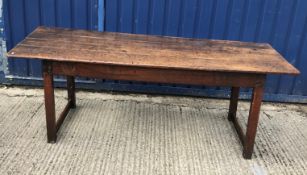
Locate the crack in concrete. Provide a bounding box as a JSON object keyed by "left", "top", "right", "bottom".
{"left": 263, "top": 111, "right": 274, "bottom": 120}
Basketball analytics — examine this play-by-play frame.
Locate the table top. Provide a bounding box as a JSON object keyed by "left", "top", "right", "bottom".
{"left": 7, "top": 26, "right": 299, "bottom": 75}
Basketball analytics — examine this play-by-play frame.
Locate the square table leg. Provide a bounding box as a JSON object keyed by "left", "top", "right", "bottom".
{"left": 43, "top": 61, "right": 57, "bottom": 143}
{"left": 243, "top": 85, "right": 264, "bottom": 159}
{"left": 67, "top": 76, "right": 76, "bottom": 108}
{"left": 228, "top": 87, "right": 240, "bottom": 121}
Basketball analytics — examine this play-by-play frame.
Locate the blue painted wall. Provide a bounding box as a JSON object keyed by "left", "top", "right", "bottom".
{"left": 104, "top": 0, "right": 307, "bottom": 102}
{"left": 3, "top": 0, "right": 98, "bottom": 77}
{"left": 1, "top": 0, "right": 307, "bottom": 103}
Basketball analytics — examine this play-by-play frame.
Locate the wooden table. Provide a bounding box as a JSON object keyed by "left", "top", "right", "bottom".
{"left": 7, "top": 27, "right": 299, "bottom": 159}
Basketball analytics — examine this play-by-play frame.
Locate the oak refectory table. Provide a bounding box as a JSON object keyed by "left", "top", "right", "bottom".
{"left": 7, "top": 27, "right": 299, "bottom": 159}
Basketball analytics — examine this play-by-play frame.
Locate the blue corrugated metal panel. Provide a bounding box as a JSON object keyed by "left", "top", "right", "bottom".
{"left": 3, "top": 0, "right": 98, "bottom": 78}
{"left": 105, "top": 0, "right": 307, "bottom": 99}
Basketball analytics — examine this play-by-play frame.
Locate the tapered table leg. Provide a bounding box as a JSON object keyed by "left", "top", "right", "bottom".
{"left": 43, "top": 61, "right": 57, "bottom": 143}
{"left": 243, "top": 85, "right": 264, "bottom": 159}
{"left": 67, "top": 76, "right": 76, "bottom": 108}
{"left": 228, "top": 87, "right": 240, "bottom": 121}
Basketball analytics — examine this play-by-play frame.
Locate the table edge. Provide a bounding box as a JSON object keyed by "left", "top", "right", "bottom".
{"left": 6, "top": 54, "right": 300, "bottom": 76}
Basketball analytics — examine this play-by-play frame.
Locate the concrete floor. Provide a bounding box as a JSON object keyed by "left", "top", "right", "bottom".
{"left": 0, "top": 86, "right": 306, "bottom": 175}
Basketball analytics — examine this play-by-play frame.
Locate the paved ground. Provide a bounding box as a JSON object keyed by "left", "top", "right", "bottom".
{"left": 0, "top": 86, "right": 306, "bottom": 175}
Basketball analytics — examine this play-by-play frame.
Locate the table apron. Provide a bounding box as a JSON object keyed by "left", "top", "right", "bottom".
{"left": 51, "top": 61, "right": 266, "bottom": 88}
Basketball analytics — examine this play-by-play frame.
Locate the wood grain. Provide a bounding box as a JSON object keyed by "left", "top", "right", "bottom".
{"left": 7, "top": 26, "right": 299, "bottom": 75}
{"left": 51, "top": 61, "right": 266, "bottom": 88}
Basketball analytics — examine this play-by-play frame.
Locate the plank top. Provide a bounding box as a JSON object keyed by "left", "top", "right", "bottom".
{"left": 7, "top": 26, "right": 299, "bottom": 75}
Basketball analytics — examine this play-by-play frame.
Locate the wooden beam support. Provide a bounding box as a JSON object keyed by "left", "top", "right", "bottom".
{"left": 56, "top": 100, "right": 72, "bottom": 132}
{"left": 232, "top": 116, "right": 245, "bottom": 145}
